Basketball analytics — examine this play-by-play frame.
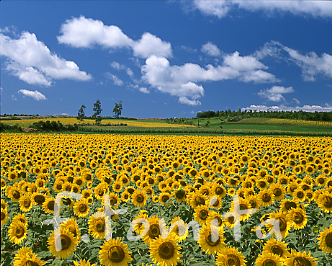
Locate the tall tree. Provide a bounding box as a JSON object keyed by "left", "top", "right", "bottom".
{"left": 77, "top": 105, "right": 86, "bottom": 121}
{"left": 113, "top": 100, "right": 123, "bottom": 125}
{"left": 92, "top": 100, "right": 102, "bottom": 124}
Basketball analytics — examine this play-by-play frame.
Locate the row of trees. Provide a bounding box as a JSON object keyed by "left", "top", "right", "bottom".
{"left": 196, "top": 109, "right": 332, "bottom": 121}
{"left": 77, "top": 100, "right": 123, "bottom": 124}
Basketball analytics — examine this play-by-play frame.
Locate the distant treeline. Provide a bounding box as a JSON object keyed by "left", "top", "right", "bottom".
{"left": 196, "top": 109, "right": 332, "bottom": 121}
{"left": 83, "top": 116, "right": 137, "bottom": 120}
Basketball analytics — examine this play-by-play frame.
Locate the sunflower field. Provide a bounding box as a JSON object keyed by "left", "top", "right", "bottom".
{"left": 1, "top": 133, "right": 332, "bottom": 266}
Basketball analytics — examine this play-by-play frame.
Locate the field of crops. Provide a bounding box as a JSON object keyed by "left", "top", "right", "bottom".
{"left": 0, "top": 118, "right": 194, "bottom": 128}
{"left": 1, "top": 133, "right": 332, "bottom": 266}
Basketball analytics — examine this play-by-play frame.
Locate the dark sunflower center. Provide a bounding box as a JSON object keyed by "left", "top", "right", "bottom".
{"left": 96, "top": 220, "right": 105, "bottom": 232}
{"left": 158, "top": 242, "right": 175, "bottom": 259}
{"left": 226, "top": 254, "right": 240, "bottom": 266}
{"left": 293, "top": 257, "right": 311, "bottom": 266}
{"left": 297, "top": 191, "right": 304, "bottom": 198}
{"left": 285, "top": 201, "right": 297, "bottom": 210}
{"left": 109, "top": 197, "right": 117, "bottom": 205}
{"left": 176, "top": 190, "right": 186, "bottom": 199}
{"left": 161, "top": 195, "right": 170, "bottom": 203}
{"left": 108, "top": 246, "right": 125, "bottom": 263}
{"left": 47, "top": 200, "right": 55, "bottom": 211}
{"left": 15, "top": 227, "right": 25, "bottom": 238}
{"left": 323, "top": 196, "right": 332, "bottom": 208}
{"left": 199, "top": 210, "right": 209, "bottom": 220}
{"left": 214, "top": 217, "right": 223, "bottom": 227}
{"left": 149, "top": 224, "right": 160, "bottom": 239}
{"left": 249, "top": 200, "right": 257, "bottom": 208}
{"left": 34, "top": 195, "right": 45, "bottom": 204}
{"left": 195, "top": 196, "right": 205, "bottom": 206}
{"left": 325, "top": 232, "right": 332, "bottom": 248}
{"left": 279, "top": 218, "right": 287, "bottom": 232}
{"left": 293, "top": 212, "right": 304, "bottom": 224}
{"left": 79, "top": 204, "right": 88, "bottom": 213}
{"left": 215, "top": 187, "right": 224, "bottom": 195}
{"left": 13, "top": 190, "right": 20, "bottom": 199}
{"left": 1, "top": 212, "right": 5, "bottom": 220}
{"left": 136, "top": 195, "right": 144, "bottom": 203}
{"left": 262, "top": 193, "right": 271, "bottom": 202}
{"left": 23, "top": 199, "right": 31, "bottom": 207}
{"left": 274, "top": 188, "right": 282, "bottom": 197}
{"left": 62, "top": 198, "right": 72, "bottom": 206}
{"left": 60, "top": 234, "right": 72, "bottom": 250}
{"left": 263, "top": 260, "right": 276, "bottom": 266}
{"left": 22, "top": 261, "right": 39, "bottom": 266}
{"left": 205, "top": 232, "right": 220, "bottom": 246}
{"left": 271, "top": 245, "right": 283, "bottom": 256}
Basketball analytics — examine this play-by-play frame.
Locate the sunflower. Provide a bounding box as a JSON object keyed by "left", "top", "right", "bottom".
{"left": 194, "top": 205, "right": 210, "bottom": 225}
{"left": 48, "top": 228, "right": 78, "bottom": 259}
{"left": 269, "top": 210, "right": 290, "bottom": 238}
{"left": 112, "top": 181, "right": 123, "bottom": 193}
{"left": 13, "top": 247, "right": 46, "bottom": 266}
{"left": 170, "top": 216, "right": 188, "bottom": 242}
{"left": 60, "top": 217, "right": 81, "bottom": 240}
{"left": 150, "top": 233, "right": 181, "bottom": 266}
{"left": 216, "top": 246, "right": 246, "bottom": 266}
{"left": 19, "top": 194, "right": 35, "bottom": 212}
{"left": 287, "top": 208, "right": 307, "bottom": 230}
{"left": 42, "top": 197, "right": 55, "bottom": 214}
{"left": 255, "top": 252, "right": 283, "bottom": 266}
{"left": 245, "top": 195, "right": 261, "bottom": 210}
{"left": 317, "top": 191, "right": 332, "bottom": 213}
{"left": 9, "top": 221, "right": 27, "bottom": 244}
{"left": 121, "top": 192, "right": 131, "bottom": 202}
{"left": 257, "top": 189, "right": 274, "bottom": 207}
{"left": 206, "top": 211, "right": 224, "bottom": 228}
{"left": 212, "top": 184, "right": 227, "bottom": 198}
{"left": 73, "top": 259, "right": 97, "bottom": 266}
{"left": 9, "top": 187, "right": 21, "bottom": 202}
{"left": 159, "top": 192, "right": 171, "bottom": 206}
{"left": 32, "top": 192, "right": 46, "bottom": 206}
{"left": 89, "top": 214, "right": 110, "bottom": 239}
{"left": 262, "top": 238, "right": 290, "bottom": 259}
{"left": 280, "top": 199, "right": 299, "bottom": 213}
{"left": 318, "top": 224, "right": 332, "bottom": 254}
{"left": 73, "top": 198, "right": 90, "bottom": 217}
{"left": 94, "top": 183, "right": 109, "bottom": 200}
{"left": 293, "top": 188, "right": 306, "bottom": 202}
{"left": 1, "top": 209, "right": 8, "bottom": 226}
{"left": 53, "top": 180, "right": 64, "bottom": 192}
{"left": 131, "top": 189, "right": 147, "bottom": 207}
{"left": 189, "top": 193, "right": 208, "bottom": 208}
{"left": 99, "top": 237, "right": 132, "bottom": 266}
{"left": 12, "top": 213, "right": 28, "bottom": 225}
{"left": 198, "top": 223, "right": 225, "bottom": 254}
{"left": 270, "top": 183, "right": 286, "bottom": 201}
{"left": 143, "top": 216, "right": 162, "bottom": 246}
{"left": 285, "top": 250, "right": 318, "bottom": 266}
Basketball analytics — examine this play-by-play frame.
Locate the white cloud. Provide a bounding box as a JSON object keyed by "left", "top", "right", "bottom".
{"left": 283, "top": 47, "right": 332, "bottom": 81}
{"left": 106, "top": 73, "right": 123, "bottom": 86}
{"left": 293, "top": 98, "right": 300, "bottom": 105}
{"left": 18, "top": 89, "right": 47, "bottom": 101}
{"left": 192, "top": 0, "right": 332, "bottom": 19}
{"left": 111, "top": 61, "right": 134, "bottom": 77}
{"left": 254, "top": 41, "right": 332, "bottom": 82}
{"left": 57, "top": 16, "right": 172, "bottom": 58}
{"left": 132, "top": 32, "right": 172, "bottom": 58}
{"left": 12, "top": 95, "right": 17, "bottom": 101}
{"left": 242, "top": 104, "right": 332, "bottom": 112}
{"left": 179, "top": 97, "right": 201, "bottom": 106}
{"left": 0, "top": 31, "right": 92, "bottom": 86}
{"left": 139, "top": 87, "right": 150, "bottom": 94}
{"left": 258, "top": 86, "right": 294, "bottom": 102}
{"left": 201, "top": 42, "right": 221, "bottom": 57}
{"left": 57, "top": 16, "right": 133, "bottom": 49}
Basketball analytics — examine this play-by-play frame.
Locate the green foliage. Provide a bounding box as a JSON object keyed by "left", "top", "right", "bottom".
{"left": 92, "top": 100, "right": 102, "bottom": 124}
{"left": 77, "top": 105, "right": 86, "bottom": 121}
{"left": 0, "top": 123, "right": 23, "bottom": 132}
{"left": 113, "top": 100, "right": 123, "bottom": 125}
{"left": 30, "top": 120, "right": 78, "bottom": 131}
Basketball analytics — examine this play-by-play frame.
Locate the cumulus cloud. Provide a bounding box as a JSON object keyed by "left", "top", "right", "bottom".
{"left": 242, "top": 104, "right": 332, "bottom": 112}
{"left": 132, "top": 32, "right": 172, "bottom": 58}
{"left": 18, "top": 89, "right": 47, "bottom": 100}
{"left": 0, "top": 31, "right": 92, "bottom": 86}
{"left": 57, "top": 16, "right": 133, "bottom": 48}
{"left": 57, "top": 16, "right": 172, "bottom": 58}
{"left": 258, "top": 86, "right": 294, "bottom": 102}
{"left": 191, "top": 0, "right": 332, "bottom": 19}
{"left": 201, "top": 42, "right": 221, "bottom": 57}
{"left": 141, "top": 52, "right": 278, "bottom": 105}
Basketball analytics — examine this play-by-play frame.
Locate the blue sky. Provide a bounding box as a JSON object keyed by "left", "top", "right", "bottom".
{"left": 1, "top": 0, "right": 332, "bottom": 118}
